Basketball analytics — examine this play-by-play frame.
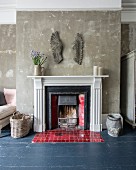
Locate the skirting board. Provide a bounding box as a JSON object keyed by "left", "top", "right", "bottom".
{"left": 102, "top": 114, "right": 108, "bottom": 129}
{"left": 32, "top": 114, "right": 121, "bottom": 131}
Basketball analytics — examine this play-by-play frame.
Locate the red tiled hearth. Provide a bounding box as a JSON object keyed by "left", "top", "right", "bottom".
{"left": 32, "top": 129, "right": 104, "bottom": 143}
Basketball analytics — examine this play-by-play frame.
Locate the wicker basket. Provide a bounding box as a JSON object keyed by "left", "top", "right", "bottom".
{"left": 10, "top": 112, "right": 31, "bottom": 138}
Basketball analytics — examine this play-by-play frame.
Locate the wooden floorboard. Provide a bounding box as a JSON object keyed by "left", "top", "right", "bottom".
{"left": 0, "top": 123, "right": 136, "bottom": 170}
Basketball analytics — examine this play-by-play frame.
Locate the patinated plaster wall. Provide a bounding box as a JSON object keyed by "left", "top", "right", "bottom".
{"left": 0, "top": 25, "right": 16, "bottom": 91}
{"left": 121, "top": 23, "right": 136, "bottom": 56}
{"left": 16, "top": 11, "right": 121, "bottom": 115}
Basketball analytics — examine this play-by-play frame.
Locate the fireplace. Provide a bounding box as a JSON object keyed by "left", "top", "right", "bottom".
{"left": 28, "top": 75, "right": 109, "bottom": 132}
{"left": 45, "top": 86, "right": 90, "bottom": 130}
{"left": 58, "top": 95, "right": 78, "bottom": 129}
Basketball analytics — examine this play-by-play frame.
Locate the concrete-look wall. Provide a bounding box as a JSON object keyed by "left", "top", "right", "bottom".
{"left": 16, "top": 11, "right": 121, "bottom": 115}
{"left": 0, "top": 25, "right": 16, "bottom": 91}
{"left": 121, "top": 23, "right": 136, "bottom": 56}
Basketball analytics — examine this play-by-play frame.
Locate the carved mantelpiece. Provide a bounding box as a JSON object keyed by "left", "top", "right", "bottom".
{"left": 28, "top": 76, "right": 109, "bottom": 132}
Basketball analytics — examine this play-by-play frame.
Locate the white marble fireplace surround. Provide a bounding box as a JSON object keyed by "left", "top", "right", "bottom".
{"left": 28, "top": 76, "right": 108, "bottom": 132}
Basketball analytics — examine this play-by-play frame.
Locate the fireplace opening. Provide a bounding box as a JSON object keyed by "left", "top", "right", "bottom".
{"left": 45, "top": 86, "right": 90, "bottom": 130}
{"left": 58, "top": 95, "right": 78, "bottom": 128}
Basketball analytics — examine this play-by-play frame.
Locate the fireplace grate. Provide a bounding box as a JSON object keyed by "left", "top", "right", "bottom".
{"left": 58, "top": 117, "right": 78, "bottom": 129}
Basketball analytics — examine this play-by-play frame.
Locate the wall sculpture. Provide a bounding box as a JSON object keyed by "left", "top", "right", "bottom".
{"left": 72, "top": 33, "right": 84, "bottom": 65}
{"left": 50, "top": 31, "right": 63, "bottom": 64}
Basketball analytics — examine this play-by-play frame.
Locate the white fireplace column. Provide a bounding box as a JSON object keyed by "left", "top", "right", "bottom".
{"left": 90, "top": 77, "right": 102, "bottom": 131}
{"left": 33, "top": 78, "right": 45, "bottom": 132}
{"left": 28, "top": 76, "right": 108, "bottom": 132}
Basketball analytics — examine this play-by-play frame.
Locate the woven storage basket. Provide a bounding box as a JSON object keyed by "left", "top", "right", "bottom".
{"left": 10, "top": 112, "right": 31, "bottom": 138}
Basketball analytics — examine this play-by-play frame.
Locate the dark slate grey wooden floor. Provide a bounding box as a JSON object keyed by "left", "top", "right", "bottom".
{"left": 0, "top": 123, "right": 136, "bottom": 170}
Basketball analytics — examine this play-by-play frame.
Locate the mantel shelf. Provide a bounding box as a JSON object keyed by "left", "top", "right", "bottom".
{"left": 27, "top": 75, "right": 109, "bottom": 78}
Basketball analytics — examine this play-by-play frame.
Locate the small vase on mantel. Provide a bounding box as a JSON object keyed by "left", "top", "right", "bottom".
{"left": 34, "top": 65, "right": 41, "bottom": 76}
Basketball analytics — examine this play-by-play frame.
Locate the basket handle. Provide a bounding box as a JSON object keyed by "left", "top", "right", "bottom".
{"left": 14, "top": 111, "right": 20, "bottom": 115}
{"left": 22, "top": 115, "right": 25, "bottom": 120}
{"left": 13, "top": 111, "right": 18, "bottom": 116}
